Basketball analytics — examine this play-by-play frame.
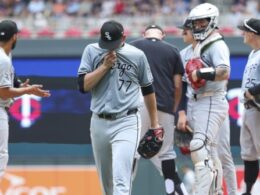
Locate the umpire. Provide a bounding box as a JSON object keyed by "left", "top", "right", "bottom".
{"left": 131, "top": 25, "right": 188, "bottom": 195}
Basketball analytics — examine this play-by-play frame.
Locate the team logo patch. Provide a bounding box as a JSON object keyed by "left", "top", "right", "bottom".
{"left": 104, "top": 32, "right": 112, "bottom": 41}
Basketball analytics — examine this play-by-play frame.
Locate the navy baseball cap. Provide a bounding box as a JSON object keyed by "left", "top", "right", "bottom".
{"left": 237, "top": 18, "right": 260, "bottom": 35}
{"left": 145, "top": 24, "right": 164, "bottom": 33}
{"left": 0, "top": 20, "right": 18, "bottom": 41}
{"left": 99, "top": 20, "right": 124, "bottom": 50}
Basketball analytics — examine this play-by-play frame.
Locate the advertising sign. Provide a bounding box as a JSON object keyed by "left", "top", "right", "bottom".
{"left": 0, "top": 166, "right": 102, "bottom": 195}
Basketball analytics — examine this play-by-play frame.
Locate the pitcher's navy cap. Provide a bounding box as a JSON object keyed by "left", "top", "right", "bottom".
{"left": 99, "top": 20, "right": 124, "bottom": 50}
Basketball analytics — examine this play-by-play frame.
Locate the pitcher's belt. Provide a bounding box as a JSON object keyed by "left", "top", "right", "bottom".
{"left": 98, "top": 108, "right": 138, "bottom": 120}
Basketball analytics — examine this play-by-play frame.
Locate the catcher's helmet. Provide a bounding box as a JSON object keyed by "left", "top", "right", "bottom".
{"left": 188, "top": 3, "right": 219, "bottom": 41}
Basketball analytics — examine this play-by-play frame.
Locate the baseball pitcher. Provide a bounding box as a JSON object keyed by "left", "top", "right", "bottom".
{"left": 77, "top": 20, "right": 160, "bottom": 195}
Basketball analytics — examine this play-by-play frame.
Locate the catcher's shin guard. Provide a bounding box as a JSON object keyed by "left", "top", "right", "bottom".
{"left": 194, "top": 160, "right": 214, "bottom": 195}
{"left": 190, "top": 134, "right": 214, "bottom": 194}
{"left": 210, "top": 158, "right": 223, "bottom": 195}
{"left": 209, "top": 169, "right": 219, "bottom": 195}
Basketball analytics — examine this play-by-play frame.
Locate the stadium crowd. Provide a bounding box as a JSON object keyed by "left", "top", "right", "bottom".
{"left": 0, "top": 0, "right": 259, "bottom": 38}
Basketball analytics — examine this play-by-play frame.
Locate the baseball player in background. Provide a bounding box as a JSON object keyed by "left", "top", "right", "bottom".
{"left": 177, "top": 3, "right": 230, "bottom": 194}
{"left": 237, "top": 18, "right": 260, "bottom": 195}
{"left": 179, "top": 19, "right": 237, "bottom": 195}
{"left": 0, "top": 20, "right": 50, "bottom": 179}
{"left": 77, "top": 20, "right": 160, "bottom": 195}
{"left": 131, "top": 25, "right": 188, "bottom": 195}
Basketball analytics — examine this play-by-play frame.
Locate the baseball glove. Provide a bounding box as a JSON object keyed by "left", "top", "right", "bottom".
{"left": 245, "top": 94, "right": 260, "bottom": 110}
{"left": 253, "top": 95, "right": 260, "bottom": 109}
{"left": 174, "top": 125, "right": 193, "bottom": 155}
{"left": 137, "top": 127, "right": 164, "bottom": 159}
{"left": 185, "top": 58, "right": 206, "bottom": 89}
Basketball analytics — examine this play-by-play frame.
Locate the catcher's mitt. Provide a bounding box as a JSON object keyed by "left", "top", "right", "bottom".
{"left": 137, "top": 127, "right": 164, "bottom": 159}
{"left": 174, "top": 125, "right": 193, "bottom": 155}
{"left": 185, "top": 58, "right": 206, "bottom": 89}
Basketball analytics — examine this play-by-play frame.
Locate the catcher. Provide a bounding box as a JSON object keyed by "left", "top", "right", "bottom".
{"left": 178, "top": 3, "right": 231, "bottom": 195}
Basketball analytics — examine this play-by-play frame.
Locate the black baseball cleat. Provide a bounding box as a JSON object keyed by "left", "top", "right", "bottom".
{"left": 241, "top": 193, "right": 251, "bottom": 195}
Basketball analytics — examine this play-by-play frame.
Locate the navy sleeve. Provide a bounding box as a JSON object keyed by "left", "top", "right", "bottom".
{"left": 177, "top": 81, "right": 187, "bottom": 112}
{"left": 141, "top": 84, "right": 154, "bottom": 96}
{"left": 77, "top": 74, "right": 87, "bottom": 94}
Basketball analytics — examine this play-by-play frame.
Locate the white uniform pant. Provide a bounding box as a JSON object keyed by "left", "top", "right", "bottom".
{"left": 0, "top": 107, "right": 9, "bottom": 179}
{"left": 240, "top": 107, "right": 260, "bottom": 161}
{"left": 90, "top": 112, "right": 140, "bottom": 195}
{"left": 187, "top": 95, "right": 229, "bottom": 195}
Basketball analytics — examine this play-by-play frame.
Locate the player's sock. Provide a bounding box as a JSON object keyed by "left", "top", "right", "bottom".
{"left": 162, "top": 159, "right": 188, "bottom": 195}
{"left": 244, "top": 160, "right": 259, "bottom": 193}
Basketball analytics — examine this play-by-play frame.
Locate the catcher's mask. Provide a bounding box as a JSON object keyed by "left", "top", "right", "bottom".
{"left": 187, "top": 3, "right": 219, "bottom": 41}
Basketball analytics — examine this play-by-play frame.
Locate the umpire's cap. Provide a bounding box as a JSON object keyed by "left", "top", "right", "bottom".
{"left": 145, "top": 24, "right": 164, "bottom": 33}
{"left": 237, "top": 18, "right": 260, "bottom": 35}
{"left": 0, "top": 20, "right": 18, "bottom": 41}
{"left": 99, "top": 20, "right": 124, "bottom": 50}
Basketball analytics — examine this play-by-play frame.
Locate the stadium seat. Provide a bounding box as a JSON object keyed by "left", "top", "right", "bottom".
{"left": 88, "top": 28, "right": 100, "bottom": 37}
{"left": 37, "top": 27, "right": 55, "bottom": 38}
{"left": 64, "top": 27, "right": 82, "bottom": 38}
{"left": 124, "top": 28, "right": 131, "bottom": 36}
{"left": 88, "top": 27, "right": 131, "bottom": 37}
{"left": 18, "top": 28, "right": 32, "bottom": 38}
{"left": 219, "top": 26, "right": 235, "bottom": 36}
{"left": 163, "top": 26, "right": 180, "bottom": 36}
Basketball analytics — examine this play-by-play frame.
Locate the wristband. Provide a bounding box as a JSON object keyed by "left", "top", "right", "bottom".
{"left": 196, "top": 67, "right": 216, "bottom": 81}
